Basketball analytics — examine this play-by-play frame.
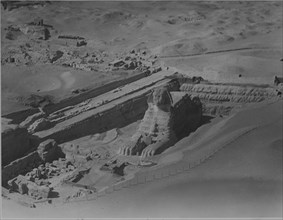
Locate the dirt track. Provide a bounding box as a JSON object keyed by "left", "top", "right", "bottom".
{"left": 160, "top": 47, "right": 254, "bottom": 58}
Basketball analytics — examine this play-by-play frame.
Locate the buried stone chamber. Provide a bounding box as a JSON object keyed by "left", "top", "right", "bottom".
{"left": 118, "top": 86, "right": 202, "bottom": 157}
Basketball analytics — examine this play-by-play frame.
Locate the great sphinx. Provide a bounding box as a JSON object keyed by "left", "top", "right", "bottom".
{"left": 118, "top": 86, "right": 202, "bottom": 157}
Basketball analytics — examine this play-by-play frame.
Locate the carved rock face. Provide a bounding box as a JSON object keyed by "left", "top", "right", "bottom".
{"left": 119, "top": 86, "right": 202, "bottom": 157}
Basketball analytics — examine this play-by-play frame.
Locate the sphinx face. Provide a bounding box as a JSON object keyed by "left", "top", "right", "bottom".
{"left": 147, "top": 87, "right": 172, "bottom": 107}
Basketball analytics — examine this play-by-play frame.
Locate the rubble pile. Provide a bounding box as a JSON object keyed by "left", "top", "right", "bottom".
{"left": 100, "top": 159, "right": 130, "bottom": 176}
{"left": 8, "top": 175, "right": 51, "bottom": 200}
{"left": 5, "top": 157, "right": 76, "bottom": 200}
{"left": 2, "top": 19, "right": 55, "bottom": 66}
{"left": 65, "top": 188, "right": 95, "bottom": 202}
{"left": 2, "top": 17, "right": 162, "bottom": 75}
{"left": 24, "top": 158, "right": 75, "bottom": 183}
{"left": 108, "top": 49, "right": 161, "bottom": 74}
{"left": 59, "top": 48, "right": 107, "bottom": 71}
{"left": 2, "top": 138, "right": 65, "bottom": 186}
{"left": 4, "top": 18, "right": 53, "bottom": 41}
{"left": 63, "top": 143, "right": 111, "bottom": 166}
{"left": 167, "top": 11, "right": 205, "bottom": 25}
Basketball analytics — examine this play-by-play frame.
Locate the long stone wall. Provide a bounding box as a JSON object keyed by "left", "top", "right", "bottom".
{"left": 43, "top": 94, "right": 150, "bottom": 144}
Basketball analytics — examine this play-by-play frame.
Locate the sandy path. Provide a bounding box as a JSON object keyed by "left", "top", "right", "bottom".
{"left": 160, "top": 46, "right": 255, "bottom": 58}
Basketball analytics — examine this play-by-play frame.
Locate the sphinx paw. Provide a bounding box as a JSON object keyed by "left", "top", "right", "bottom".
{"left": 141, "top": 145, "right": 157, "bottom": 157}
{"left": 118, "top": 137, "right": 141, "bottom": 156}
{"left": 118, "top": 143, "right": 134, "bottom": 155}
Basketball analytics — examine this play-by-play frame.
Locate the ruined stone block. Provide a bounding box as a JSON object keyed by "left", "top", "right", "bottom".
{"left": 37, "top": 139, "right": 65, "bottom": 162}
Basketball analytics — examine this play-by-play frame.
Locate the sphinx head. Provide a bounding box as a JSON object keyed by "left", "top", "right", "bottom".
{"left": 147, "top": 87, "right": 172, "bottom": 110}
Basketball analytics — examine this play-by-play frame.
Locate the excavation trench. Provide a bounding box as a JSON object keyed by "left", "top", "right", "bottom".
{"left": 2, "top": 76, "right": 281, "bottom": 203}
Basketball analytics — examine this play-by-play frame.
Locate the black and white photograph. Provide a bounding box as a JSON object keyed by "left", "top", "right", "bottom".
{"left": 1, "top": 0, "right": 282, "bottom": 219}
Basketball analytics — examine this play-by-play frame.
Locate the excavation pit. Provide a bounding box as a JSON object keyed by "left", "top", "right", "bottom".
{"left": 2, "top": 75, "right": 281, "bottom": 205}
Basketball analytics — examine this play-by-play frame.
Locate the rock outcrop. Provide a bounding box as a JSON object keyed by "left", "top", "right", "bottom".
{"left": 180, "top": 82, "right": 279, "bottom": 115}
{"left": 118, "top": 87, "right": 202, "bottom": 157}
{"left": 20, "top": 112, "right": 46, "bottom": 128}
{"left": 180, "top": 83, "right": 278, "bottom": 103}
{"left": 28, "top": 118, "right": 53, "bottom": 133}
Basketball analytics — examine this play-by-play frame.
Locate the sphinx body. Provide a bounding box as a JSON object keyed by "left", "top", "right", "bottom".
{"left": 118, "top": 87, "right": 202, "bottom": 157}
